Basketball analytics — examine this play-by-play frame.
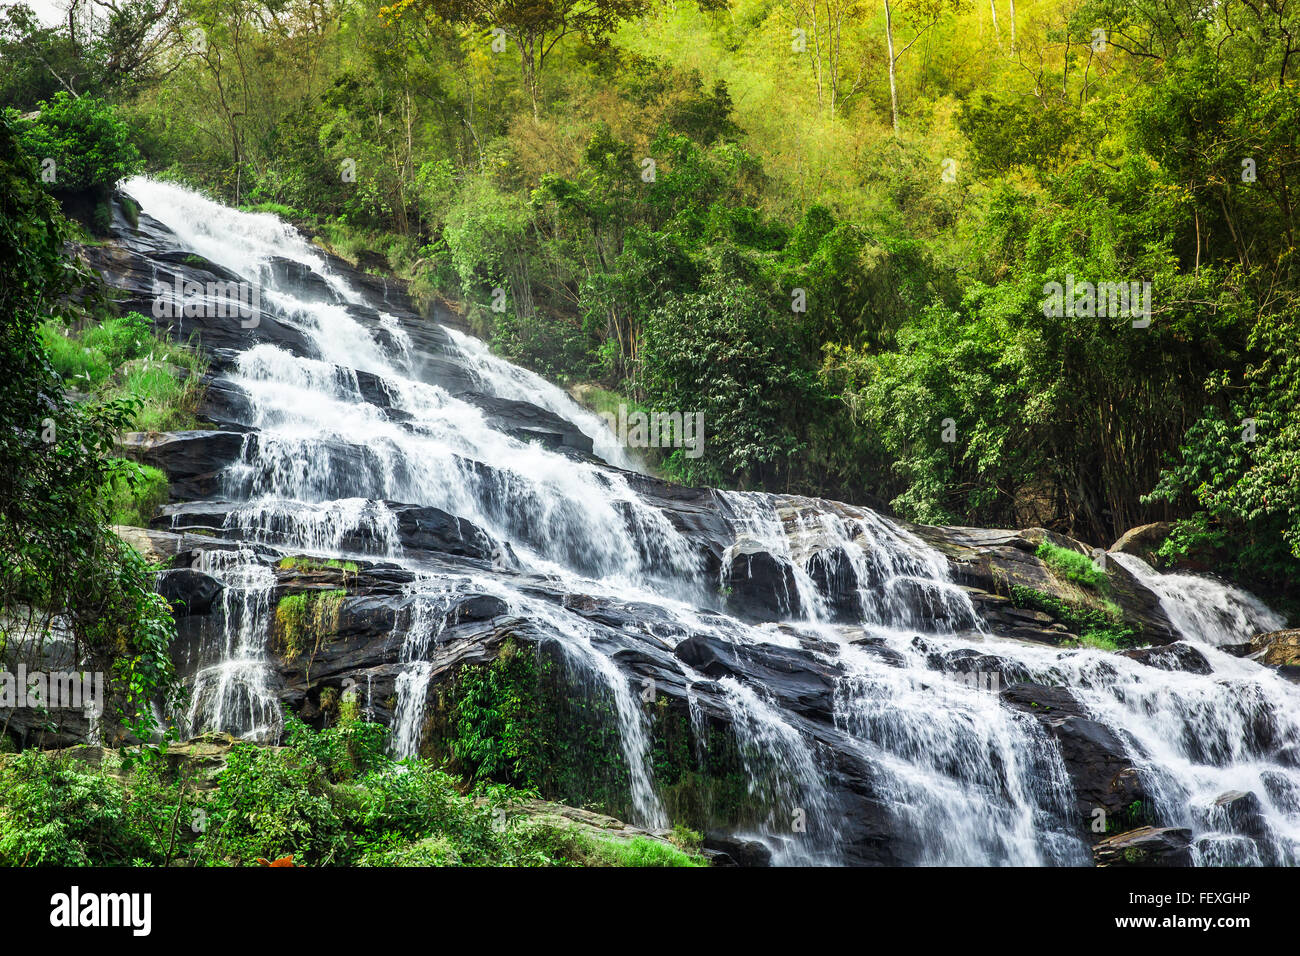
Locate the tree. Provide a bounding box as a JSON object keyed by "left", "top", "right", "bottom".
{"left": 0, "top": 113, "right": 179, "bottom": 745}
{"left": 399, "top": 0, "right": 651, "bottom": 119}
{"left": 7, "top": 91, "right": 143, "bottom": 196}
{"left": 781, "top": 0, "right": 867, "bottom": 117}
{"left": 0, "top": 0, "right": 182, "bottom": 108}
{"left": 881, "top": 0, "right": 958, "bottom": 134}
{"left": 640, "top": 269, "right": 816, "bottom": 488}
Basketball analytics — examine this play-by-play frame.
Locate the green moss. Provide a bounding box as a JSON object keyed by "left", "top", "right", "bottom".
{"left": 120, "top": 195, "right": 140, "bottom": 229}
{"left": 277, "top": 556, "right": 359, "bottom": 576}
{"left": 274, "top": 590, "right": 347, "bottom": 661}
{"left": 1035, "top": 541, "right": 1110, "bottom": 592}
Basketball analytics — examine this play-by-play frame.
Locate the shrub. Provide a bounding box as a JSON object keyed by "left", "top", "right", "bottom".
{"left": 1035, "top": 541, "right": 1110, "bottom": 591}
{"left": 0, "top": 750, "right": 174, "bottom": 866}
{"left": 103, "top": 461, "right": 169, "bottom": 526}
{"left": 8, "top": 93, "right": 143, "bottom": 195}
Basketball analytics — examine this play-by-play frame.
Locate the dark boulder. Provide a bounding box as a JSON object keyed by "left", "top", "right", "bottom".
{"left": 121, "top": 430, "right": 251, "bottom": 501}
{"left": 156, "top": 568, "right": 224, "bottom": 616}
{"left": 1120, "top": 642, "right": 1212, "bottom": 675}
{"left": 1002, "top": 682, "right": 1147, "bottom": 837}
{"left": 703, "top": 833, "right": 773, "bottom": 867}
{"left": 1094, "top": 827, "right": 1193, "bottom": 867}
{"left": 674, "top": 633, "right": 836, "bottom": 721}
{"left": 724, "top": 547, "right": 800, "bottom": 620}
{"left": 1208, "top": 790, "right": 1268, "bottom": 842}
{"left": 806, "top": 547, "right": 861, "bottom": 620}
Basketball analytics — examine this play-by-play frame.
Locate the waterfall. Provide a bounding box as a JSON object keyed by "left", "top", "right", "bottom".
{"left": 391, "top": 588, "right": 452, "bottom": 760}
{"left": 1109, "top": 552, "right": 1286, "bottom": 647}
{"left": 184, "top": 548, "right": 280, "bottom": 742}
{"left": 117, "top": 177, "right": 1299, "bottom": 864}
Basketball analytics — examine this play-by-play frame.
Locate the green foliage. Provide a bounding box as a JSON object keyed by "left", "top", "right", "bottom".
{"left": 7, "top": 92, "right": 143, "bottom": 195}
{"left": 103, "top": 462, "right": 169, "bottom": 527}
{"left": 0, "top": 114, "right": 179, "bottom": 747}
{"left": 1010, "top": 585, "right": 1139, "bottom": 651}
{"left": 40, "top": 311, "right": 207, "bottom": 431}
{"left": 581, "top": 834, "right": 707, "bottom": 867}
{"left": 641, "top": 273, "right": 817, "bottom": 487}
{"left": 0, "top": 750, "right": 175, "bottom": 865}
{"left": 446, "top": 638, "right": 550, "bottom": 786}
{"left": 274, "top": 590, "right": 347, "bottom": 661}
{"left": 0, "top": 714, "right": 706, "bottom": 867}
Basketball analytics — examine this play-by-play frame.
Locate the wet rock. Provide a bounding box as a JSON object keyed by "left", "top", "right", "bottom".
{"left": 1120, "top": 642, "right": 1211, "bottom": 675}
{"left": 932, "top": 648, "right": 1031, "bottom": 688}
{"left": 1002, "top": 682, "right": 1147, "bottom": 837}
{"left": 723, "top": 547, "right": 801, "bottom": 620}
{"left": 703, "top": 833, "right": 772, "bottom": 867}
{"left": 459, "top": 391, "right": 595, "bottom": 455}
{"left": 196, "top": 377, "right": 256, "bottom": 428}
{"left": 1094, "top": 827, "right": 1193, "bottom": 867}
{"left": 914, "top": 525, "right": 1179, "bottom": 646}
{"left": 805, "top": 547, "right": 861, "bottom": 620}
{"left": 156, "top": 568, "right": 224, "bottom": 616}
{"left": 154, "top": 498, "right": 509, "bottom": 565}
{"left": 391, "top": 504, "right": 507, "bottom": 563}
{"left": 120, "top": 429, "right": 252, "bottom": 501}
{"left": 674, "top": 633, "right": 836, "bottom": 721}
{"left": 81, "top": 242, "right": 318, "bottom": 359}
{"left": 1251, "top": 628, "right": 1300, "bottom": 667}
{"left": 264, "top": 256, "right": 343, "bottom": 305}
{"left": 1208, "top": 790, "right": 1268, "bottom": 841}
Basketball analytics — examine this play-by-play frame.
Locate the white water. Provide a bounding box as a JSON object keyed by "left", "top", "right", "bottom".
{"left": 185, "top": 548, "right": 280, "bottom": 742}
{"left": 1110, "top": 552, "right": 1286, "bottom": 646}
{"left": 122, "top": 177, "right": 1299, "bottom": 865}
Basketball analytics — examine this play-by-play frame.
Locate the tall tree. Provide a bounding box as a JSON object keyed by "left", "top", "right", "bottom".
{"left": 403, "top": 0, "right": 651, "bottom": 119}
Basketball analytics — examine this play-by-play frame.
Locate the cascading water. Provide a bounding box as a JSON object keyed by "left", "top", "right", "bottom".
{"left": 184, "top": 548, "right": 280, "bottom": 742}
{"left": 391, "top": 587, "right": 452, "bottom": 760}
{"left": 117, "top": 177, "right": 1299, "bottom": 865}
{"left": 1110, "top": 552, "right": 1286, "bottom": 647}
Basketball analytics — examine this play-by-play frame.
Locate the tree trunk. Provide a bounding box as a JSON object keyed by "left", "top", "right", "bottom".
{"left": 884, "top": 0, "right": 899, "bottom": 135}
{"left": 1009, "top": 0, "right": 1016, "bottom": 51}
{"left": 989, "top": 0, "right": 1000, "bottom": 41}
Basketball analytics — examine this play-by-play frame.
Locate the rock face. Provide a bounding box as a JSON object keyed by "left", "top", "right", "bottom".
{"left": 157, "top": 568, "right": 224, "bottom": 616}
{"left": 1120, "top": 642, "right": 1212, "bottom": 675}
{"left": 914, "top": 525, "right": 1179, "bottom": 646}
{"left": 723, "top": 547, "right": 802, "bottom": 620}
{"left": 1001, "top": 683, "right": 1148, "bottom": 835}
